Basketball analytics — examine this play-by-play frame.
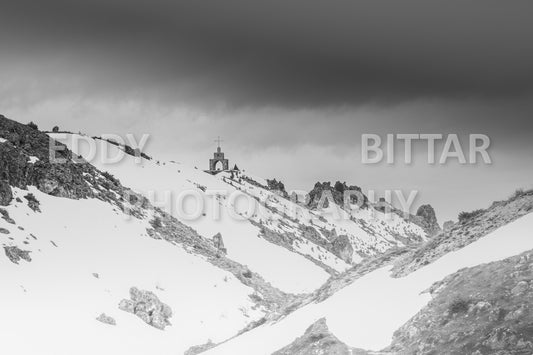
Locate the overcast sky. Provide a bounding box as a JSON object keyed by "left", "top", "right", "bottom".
{"left": 1, "top": 0, "right": 533, "bottom": 222}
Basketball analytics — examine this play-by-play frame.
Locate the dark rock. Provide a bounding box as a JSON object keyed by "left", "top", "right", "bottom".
{"left": 415, "top": 204, "right": 441, "bottom": 236}
{"left": 307, "top": 181, "right": 367, "bottom": 210}
{"left": 266, "top": 178, "right": 288, "bottom": 198}
{"left": 0, "top": 209, "right": 15, "bottom": 224}
{"left": 0, "top": 180, "right": 13, "bottom": 206}
{"left": 24, "top": 193, "right": 41, "bottom": 212}
{"left": 0, "top": 114, "right": 120, "bottom": 201}
{"left": 4, "top": 246, "right": 32, "bottom": 264}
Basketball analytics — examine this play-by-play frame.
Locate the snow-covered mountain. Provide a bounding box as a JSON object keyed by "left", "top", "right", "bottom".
{"left": 50, "top": 132, "right": 428, "bottom": 292}
{"left": 2, "top": 114, "right": 532, "bottom": 354}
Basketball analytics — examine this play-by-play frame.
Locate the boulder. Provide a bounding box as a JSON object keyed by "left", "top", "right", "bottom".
{"left": 118, "top": 287, "right": 172, "bottom": 330}
{"left": 4, "top": 246, "right": 32, "bottom": 264}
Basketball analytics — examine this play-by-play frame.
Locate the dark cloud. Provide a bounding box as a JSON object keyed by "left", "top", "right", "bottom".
{"left": 1, "top": 0, "right": 533, "bottom": 108}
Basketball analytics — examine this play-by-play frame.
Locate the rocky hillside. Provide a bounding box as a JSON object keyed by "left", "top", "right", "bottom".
{"left": 201, "top": 192, "right": 533, "bottom": 354}
{"left": 0, "top": 115, "right": 300, "bottom": 354}
{"left": 388, "top": 249, "right": 533, "bottom": 354}
{"left": 392, "top": 189, "right": 533, "bottom": 277}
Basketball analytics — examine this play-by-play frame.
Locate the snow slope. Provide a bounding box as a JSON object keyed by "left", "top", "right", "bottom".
{"left": 0, "top": 187, "right": 264, "bottom": 355}
{"left": 50, "top": 134, "right": 330, "bottom": 293}
{"left": 50, "top": 133, "right": 426, "bottom": 293}
{"left": 203, "top": 212, "right": 533, "bottom": 354}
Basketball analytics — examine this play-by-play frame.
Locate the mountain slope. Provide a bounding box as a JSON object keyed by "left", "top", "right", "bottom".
{"left": 388, "top": 249, "right": 533, "bottom": 354}
{"left": 0, "top": 115, "right": 287, "bottom": 354}
{"left": 51, "top": 132, "right": 427, "bottom": 294}
{"left": 201, "top": 207, "right": 533, "bottom": 354}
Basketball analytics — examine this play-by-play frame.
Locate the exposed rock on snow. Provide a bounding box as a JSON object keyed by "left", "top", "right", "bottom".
{"left": 96, "top": 313, "right": 116, "bottom": 326}
{"left": 0, "top": 208, "right": 15, "bottom": 224}
{"left": 272, "top": 318, "right": 364, "bottom": 355}
{"left": 266, "top": 178, "right": 289, "bottom": 198}
{"left": 24, "top": 193, "right": 41, "bottom": 212}
{"left": 184, "top": 340, "right": 216, "bottom": 355}
{"left": 307, "top": 181, "right": 367, "bottom": 209}
{"left": 4, "top": 245, "right": 32, "bottom": 264}
{"left": 212, "top": 232, "right": 227, "bottom": 255}
{"left": 147, "top": 208, "right": 294, "bottom": 313}
{"left": 330, "top": 235, "right": 354, "bottom": 264}
{"left": 119, "top": 287, "right": 173, "bottom": 330}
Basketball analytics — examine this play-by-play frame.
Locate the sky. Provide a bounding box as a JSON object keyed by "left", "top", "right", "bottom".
{"left": 1, "top": 0, "right": 533, "bottom": 222}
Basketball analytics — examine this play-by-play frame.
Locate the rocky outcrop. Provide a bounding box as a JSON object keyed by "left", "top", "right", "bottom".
{"left": 443, "top": 220, "right": 454, "bottom": 231}
{"left": 118, "top": 287, "right": 172, "bottom": 330}
{"left": 0, "top": 114, "right": 120, "bottom": 201}
{"left": 24, "top": 193, "right": 40, "bottom": 212}
{"left": 331, "top": 235, "right": 354, "bottom": 264}
{"left": 0, "top": 180, "right": 12, "bottom": 206}
{"left": 307, "top": 181, "right": 367, "bottom": 210}
{"left": 0, "top": 208, "right": 15, "bottom": 224}
{"left": 388, "top": 249, "right": 533, "bottom": 354}
{"left": 414, "top": 204, "right": 440, "bottom": 236}
{"left": 4, "top": 246, "right": 32, "bottom": 264}
{"left": 266, "top": 178, "right": 288, "bottom": 198}
{"left": 212, "top": 232, "right": 227, "bottom": 255}
{"left": 272, "top": 318, "right": 367, "bottom": 355}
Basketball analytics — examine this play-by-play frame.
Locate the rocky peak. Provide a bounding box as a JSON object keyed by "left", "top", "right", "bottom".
{"left": 307, "top": 181, "right": 367, "bottom": 210}
{"left": 415, "top": 204, "right": 441, "bottom": 236}
{"left": 266, "top": 178, "right": 288, "bottom": 198}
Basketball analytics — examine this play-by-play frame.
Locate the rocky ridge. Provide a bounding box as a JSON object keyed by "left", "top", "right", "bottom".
{"left": 392, "top": 189, "right": 533, "bottom": 277}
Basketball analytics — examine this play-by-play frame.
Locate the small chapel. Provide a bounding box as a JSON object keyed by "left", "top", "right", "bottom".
{"left": 205, "top": 137, "right": 238, "bottom": 175}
